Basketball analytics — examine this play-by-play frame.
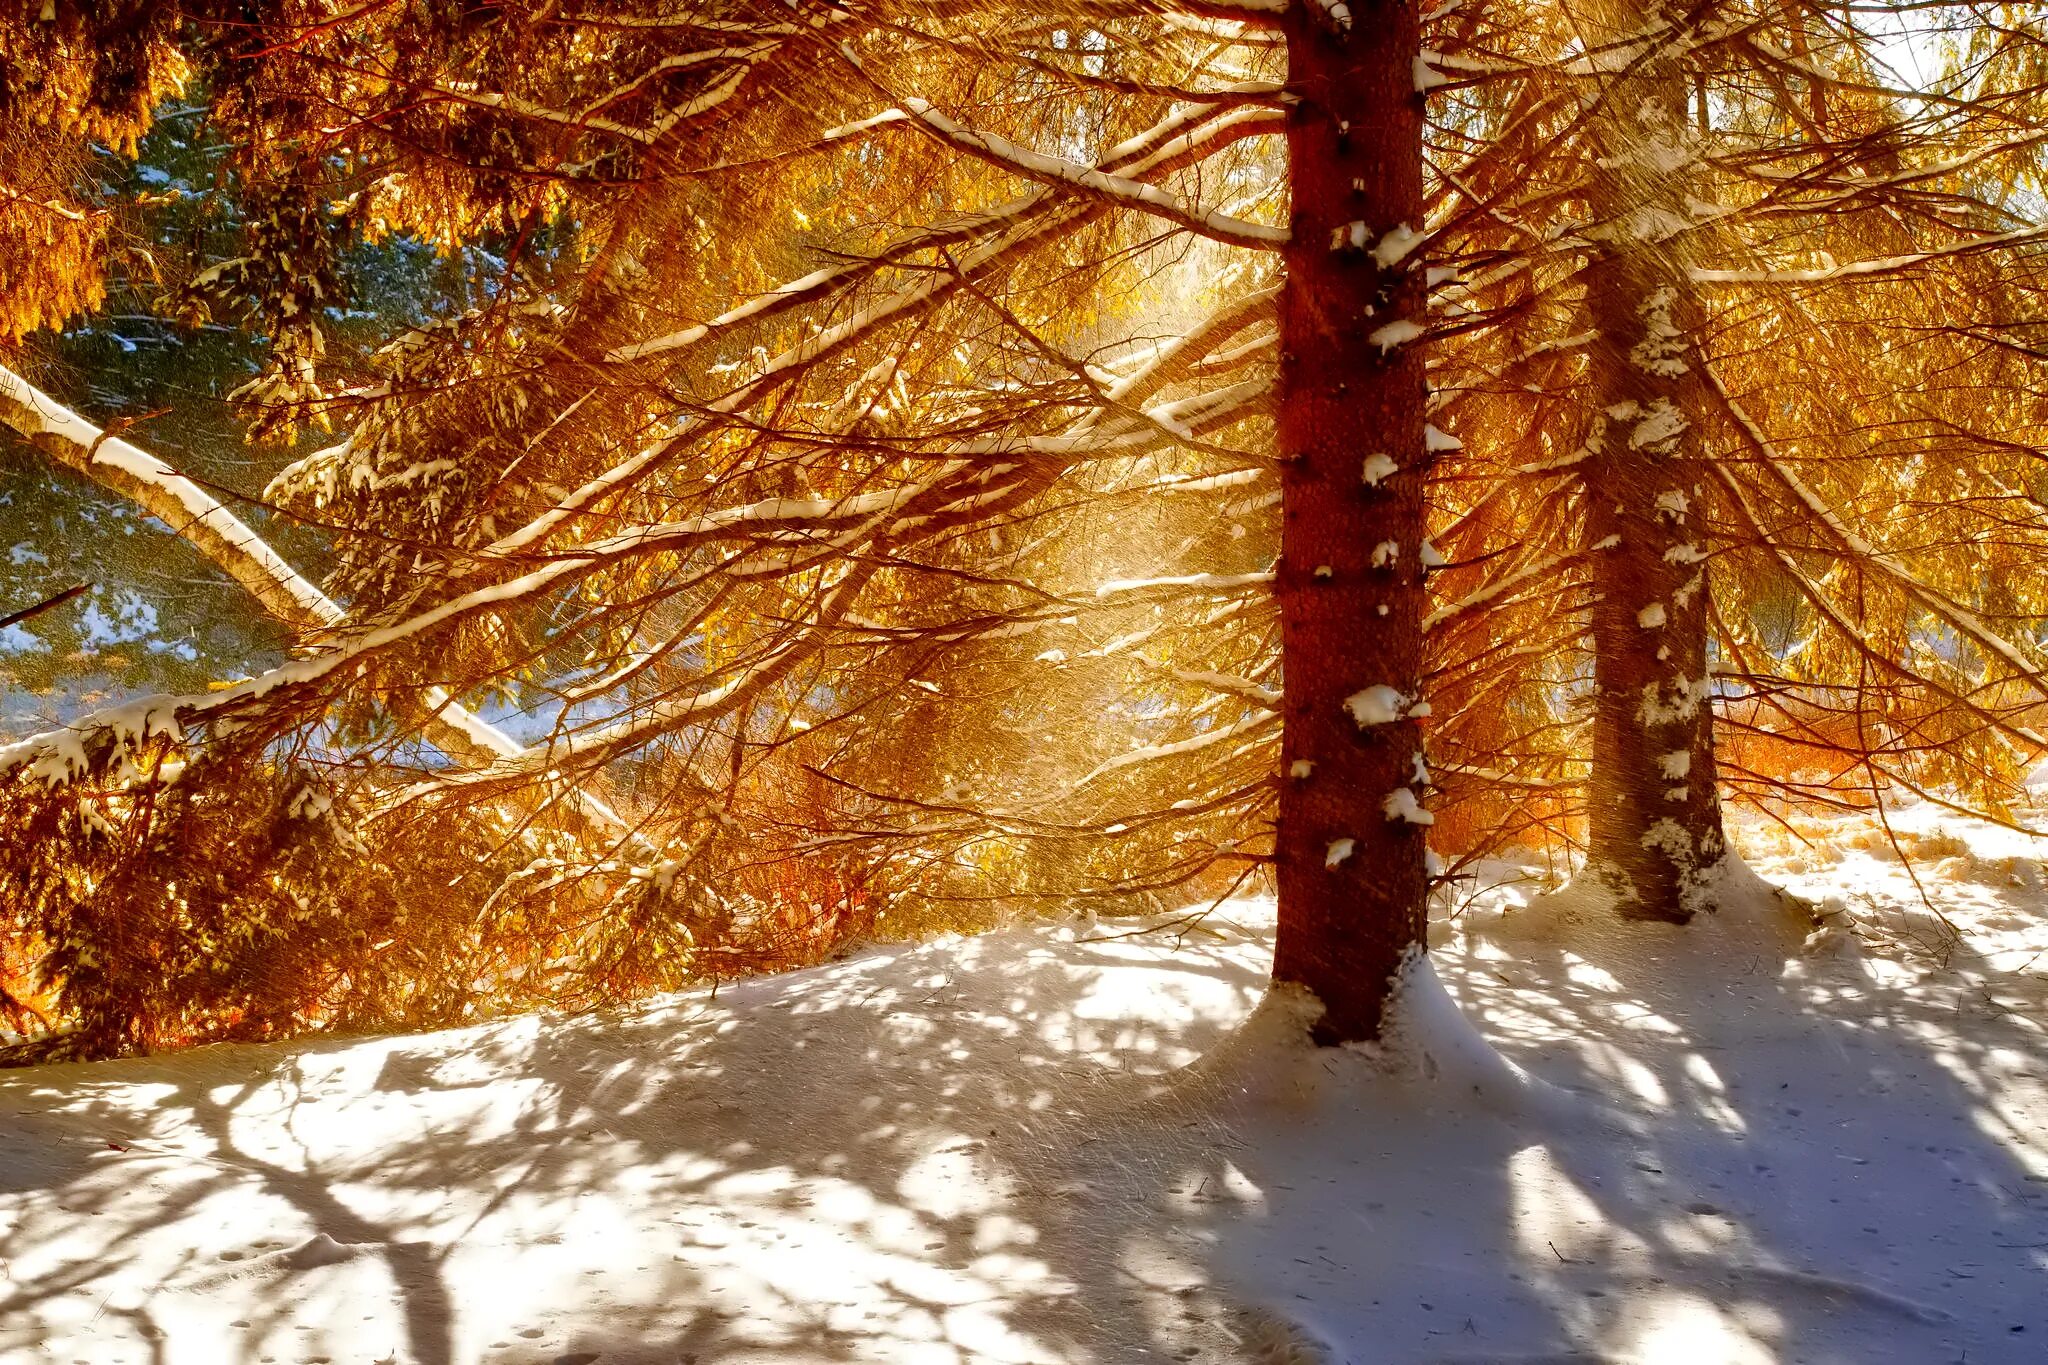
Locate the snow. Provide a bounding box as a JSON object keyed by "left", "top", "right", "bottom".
{"left": 1689, "top": 225, "right": 2048, "bottom": 285}
{"left": 5, "top": 788, "right": 2048, "bottom": 1363}
{"left": 1638, "top": 674, "right": 1709, "bottom": 726}
{"left": 1412, "top": 52, "right": 1450, "bottom": 93}
{"left": 1381, "top": 950, "right": 1555, "bottom": 1108}
{"left": 1423, "top": 549, "right": 1567, "bottom": 631}
{"left": 1372, "top": 223, "right": 1425, "bottom": 269}
{"left": 1344, "top": 683, "right": 1410, "bottom": 726}
{"left": 889, "top": 92, "right": 1288, "bottom": 251}
{"left": 1640, "top": 817, "right": 1696, "bottom": 860}
{"left": 1368, "top": 318, "right": 1423, "bottom": 352}
{"left": 439, "top": 43, "right": 767, "bottom": 145}
{"left": 0, "top": 695, "right": 184, "bottom": 786}
{"left": 1359, "top": 451, "right": 1398, "bottom": 486}
{"left": 1094, "top": 570, "right": 1275, "bottom": 598}
{"left": 1324, "top": 838, "right": 1355, "bottom": 869}
{"left": 1639, "top": 602, "right": 1667, "bottom": 629}
{"left": 1631, "top": 285, "right": 1690, "bottom": 378}
{"left": 1629, "top": 399, "right": 1690, "bottom": 452}
{"left": 1074, "top": 713, "right": 1275, "bottom": 789}
{"left": 1157, "top": 468, "right": 1266, "bottom": 495}
{"left": 1171, "top": 670, "right": 1280, "bottom": 709}
{"left": 1383, "top": 785, "right": 1436, "bottom": 825}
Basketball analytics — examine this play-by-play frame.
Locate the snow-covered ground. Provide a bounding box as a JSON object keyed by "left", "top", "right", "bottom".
{"left": 3, "top": 792, "right": 2045, "bottom": 1365}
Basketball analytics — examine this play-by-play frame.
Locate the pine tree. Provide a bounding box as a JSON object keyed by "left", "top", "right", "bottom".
{"left": 6, "top": 0, "right": 2046, "bottom": 1054}
{"left": 1269, "top": 0, "right": 1436, "bottom": 1039}
{"left": 0, "top": 0, "right": 1452, "bottom": 1049}
{"left": 1571, "top": 0, "right": 1728, "bottom": 920}
{"left": 1421, "top": 0, "right": 2048, "bottom": 922}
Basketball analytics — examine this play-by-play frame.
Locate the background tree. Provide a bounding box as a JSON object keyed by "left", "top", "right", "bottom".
{"left": 0, "top": 98, "right": 510, "bottom": 712}
{"left": 1420, "top": 0, "right": 2048, "bottom": 924}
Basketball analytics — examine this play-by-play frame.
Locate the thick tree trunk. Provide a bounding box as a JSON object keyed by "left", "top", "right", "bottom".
{"left": 1576, "top": 4, "right": 1726, "bottom": 920}
{"left": 1270, "top": 0, "right": 1434, "bottom": 1042}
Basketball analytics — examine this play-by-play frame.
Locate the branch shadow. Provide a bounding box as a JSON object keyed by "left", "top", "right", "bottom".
{"left": 1441, "top": 873, "right": 2048, "bottom": 1363}
{"left": 0, "top": 888, "right": 2042, "bottom": 1365}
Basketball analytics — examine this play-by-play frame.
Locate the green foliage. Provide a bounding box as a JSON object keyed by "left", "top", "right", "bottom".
{"left": 0, "top": 96, "right": 519, "bottom": 707}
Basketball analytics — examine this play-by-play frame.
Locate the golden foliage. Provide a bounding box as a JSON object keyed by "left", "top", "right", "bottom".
{"left": 5, "top": 0, "right": 2048, "bottom": 1053}
{"left": 0, "top": 1, "right": 186, "bottom": 340}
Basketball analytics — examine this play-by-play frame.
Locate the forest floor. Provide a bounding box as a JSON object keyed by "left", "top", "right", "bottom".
{"left": 2, "top": 789, "right": 2046, "bottom": 1365}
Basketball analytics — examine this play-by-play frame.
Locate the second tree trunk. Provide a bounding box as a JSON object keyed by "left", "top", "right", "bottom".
{"left": 1577, "top": 0, "right": 1726, "bottom": 921}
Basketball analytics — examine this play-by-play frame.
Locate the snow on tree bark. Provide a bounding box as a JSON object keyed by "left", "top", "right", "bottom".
{"left": 1576, "top": 2, "right": 1726, "bottom": 921}
{"left": 1270, "top": 0, "right": 1434, "bottom": 1042}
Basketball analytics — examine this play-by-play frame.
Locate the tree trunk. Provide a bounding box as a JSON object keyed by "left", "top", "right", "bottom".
{"left": 0, "top": 362, "right": 548, "bottom": 776}
{"left": 1576, "top": 3, "right": 1726, "bottom": 921}
{"left": 1270, "top": 0, "right": 1434, "bottom": 1042}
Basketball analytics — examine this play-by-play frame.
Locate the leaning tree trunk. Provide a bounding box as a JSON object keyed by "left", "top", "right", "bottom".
{"left": 1576, "top": 2, "right": 1726, "bottom": 921}
{"left": 0, "top": 363, "right": 571, "bottom": 781}
{"left": 1270, "top": 0, "right": 1434, "bottom": 1042}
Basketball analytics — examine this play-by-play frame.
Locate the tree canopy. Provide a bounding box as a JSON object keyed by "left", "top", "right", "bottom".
{"left": 3, "top": 0, "right": 2046, "bottom": 1058}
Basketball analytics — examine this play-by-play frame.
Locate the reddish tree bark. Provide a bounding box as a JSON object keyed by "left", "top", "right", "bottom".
{"left": 1270, "top": 0, "right": 1435, "bottom": 1042}
{"left": 1575, "top": 2, "right": 1726, "bottom": 921}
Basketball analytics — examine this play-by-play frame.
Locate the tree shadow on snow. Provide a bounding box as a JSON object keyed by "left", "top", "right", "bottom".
{"left": 0, "top": 892, "right": 2043, "bottom": 1365}
{"left": 1429, "top": 878, "right": 2048, "bottom": 1364}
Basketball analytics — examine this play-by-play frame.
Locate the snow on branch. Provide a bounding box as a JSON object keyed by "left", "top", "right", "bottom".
{"left": 1094, "top": 570, "right": 1276, "bottom": 598}
{"left": 1423, "top": 550, "right": 1574, "bottom": 632}
{"left": 0, "top": 366, "right": 559, "bottom": 777}
{"left": 608, "top": 169, "right": 1021, "bottom": 366}
{"left": 1073, "top": 712, "right": 1277, "bottom": 788}
{"left": 390, "top": 568, "right": 877, "bottom": 802}
{"left": 460, "top": 296, "right": 1282, "bottom": 684}
{"left": 0, "top": 448, "right": 1086, "bottom": 790}
{"left": 1690, "top": 226, "right": 2048, "bottom": 285}
{"left": 1169, "top": 668, "right": 1281, "bottom": 708}
{"left": 872, "top": 77, "right": 1287, "bottom": 251}
{"left": 508, "top": 109, "right": 1281, "bottom": 557}
{"left": 0, "top": 695, "right": 188, "bottom": 787}
{"left": 1704, "top": 369, "right": 2048, "bottom": 746}
{"left": 0, "top": 131, "right": 1301, "bottom": 799}
{"left": 1148, "top": 468, "right": 1270, "bottom": 494}
{"left": 1092, "top": 287, "right": 1280, "bottom": 411}
{"left": 0, "top": 548, "right": 594, "bottom": 786}
{"left": 0, "top": 363, "right": 342, "bottom": 629}
{"left": 423, "top": 30, "right": 806, "bottom": 146}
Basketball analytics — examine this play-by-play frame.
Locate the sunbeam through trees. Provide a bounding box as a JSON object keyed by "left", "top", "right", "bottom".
{"left": 2, "top": 3, "right": 2047, "bottom": 1361}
